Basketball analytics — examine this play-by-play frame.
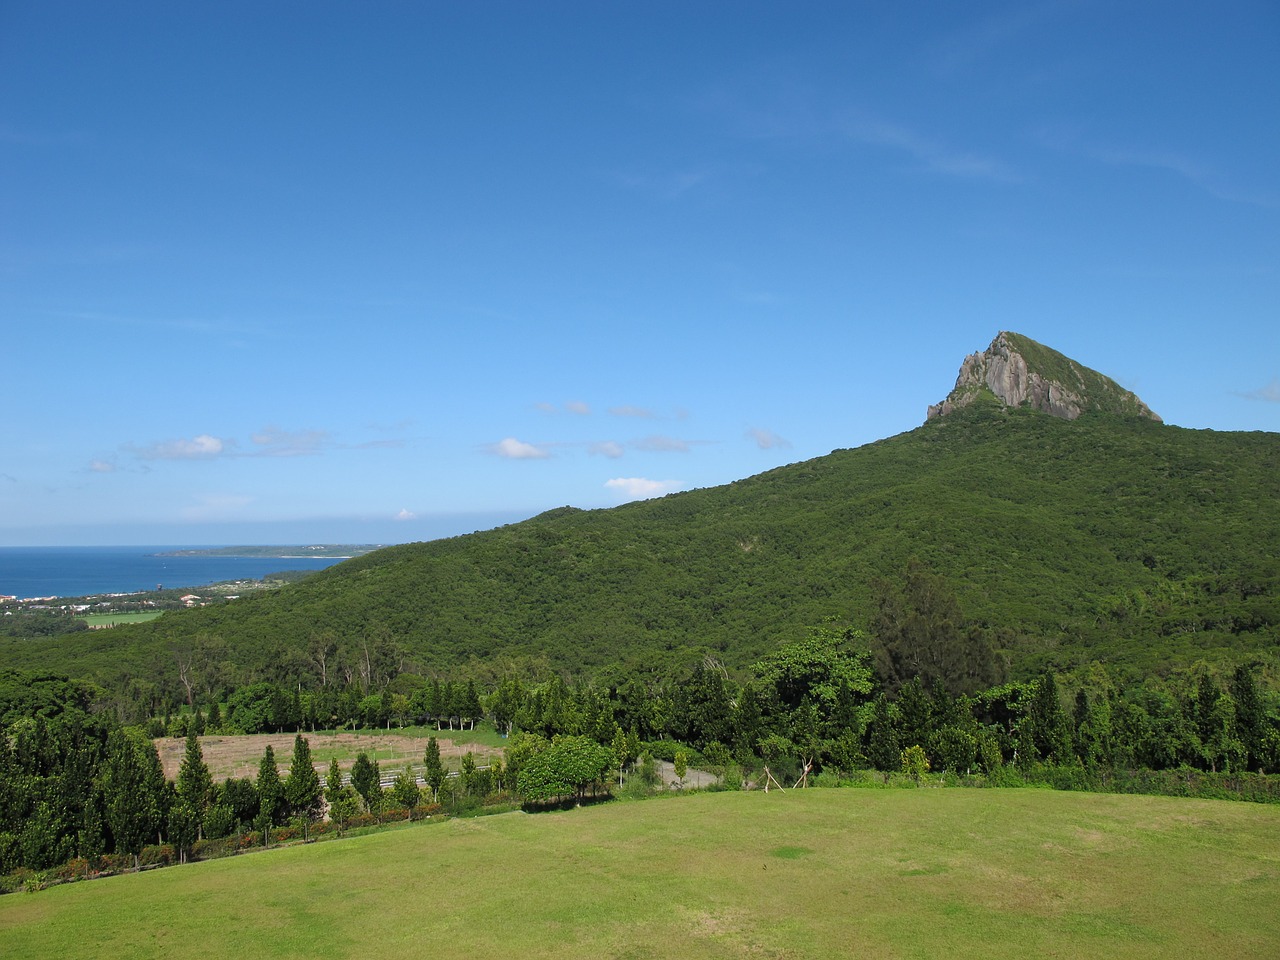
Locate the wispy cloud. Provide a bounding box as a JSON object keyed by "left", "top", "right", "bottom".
{"left": 0, "top": 473, "right": 16, "bottom": 483}
{"left": 1041, "top": 129, "right": 1278, "bottom": 209}
{"left": 396, "top": 508, "right": 417, "bottom": 521}
{"left": 693, "top": 76, "right": 1016, "bottom": 183}
{"left": 129, "top": 434, "right": 232, "bottom": 461}
{"left": 609, "top": 405, "right": 658, "bottom": 419}
{"left": 180, "top": 493, "right": 253, "bottom": 521}
{"left": 537, "top": 401, "right": 592, "bottom": 416}
{"left": 604, "top": 477, "right": 683, "bottom": 501}
{"left": 88, "top": 459, "right": 117, "bottom": 473}
{"left": 926, "top": 2, "right": 1071, "bottom": 78}
{"left": 589, "top": 441, "right": 625, "bottom": 459}
{"left": 633, "top": 435, "right": 691, "bottom": 454}
{"left": 610, "top": 165, "right": 718, "bottom": 200}
{"left": 251, "top": 426, "right": 330, "bottom": 457}
{"left": 1239, "top": 379, "right": 1280, "bottom": 403}
{"left": 0, "top": 124, "right": 89, "bottom": 148}
{"left": 747, "top": 427, "right": 792, "bottom": 450}
{"left": 489, "top": 437, "right": 552, "bottom": 460}
{"left": 838, "top": 111, "right": 1020, "bottom": 182}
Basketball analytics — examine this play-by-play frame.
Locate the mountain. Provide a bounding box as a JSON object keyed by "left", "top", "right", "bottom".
{"left": 928, "top": 331, "right": 1162, "bottom": 423}
{"left": 4, "top": 334, "right": 1277, "bottom": 688}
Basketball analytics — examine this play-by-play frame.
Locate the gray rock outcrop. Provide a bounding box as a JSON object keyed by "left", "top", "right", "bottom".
{"left": 927, "top": 332, "right": 1161, "bottom": 423}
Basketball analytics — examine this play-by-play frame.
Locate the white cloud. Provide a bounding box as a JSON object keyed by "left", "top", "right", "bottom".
{"left": 605, "top": 477, "right": 683, "bottom": 500}
{"left": 748, "top": 427, "right": 792, "bottom": 450}
{"left": 395, "top": 508, "right": 417, "bottom": 521}
{"left": 633, "top": 435, "right": 691, "bottom": 453}
{"left": 490, "top": 437, "right": 551, "bottom": 460}
{"left": 565, "top": 401, "right": 591, "bottom": 416}
{"left": 589, "top": 441, "right": 625, "bottom": 459}
{"left": 88, "top": 459, "right": 117, "bottom": 473}
{"left": 131, "top": 434, "right": 230, "bottom": 461}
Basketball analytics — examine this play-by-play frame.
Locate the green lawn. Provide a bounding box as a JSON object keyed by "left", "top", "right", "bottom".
{"left": 2, "top": 789, "right": 1277, "bottom": 959}
{"left": 77, "top": 611, "right": 163, "bottom": 628}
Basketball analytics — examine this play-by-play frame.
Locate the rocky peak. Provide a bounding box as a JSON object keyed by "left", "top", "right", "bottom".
{"left": 927, "top": 331, "right": 1161, "bottom": 423}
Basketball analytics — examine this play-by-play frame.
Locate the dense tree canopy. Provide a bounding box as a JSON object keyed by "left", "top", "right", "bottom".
{"left": 4, "top": 406, "right": 1276, "bottom": 699}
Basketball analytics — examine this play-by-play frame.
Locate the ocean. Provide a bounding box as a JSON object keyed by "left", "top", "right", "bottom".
{"left": 0, "top": 546, "right": 348, "bottom": 599}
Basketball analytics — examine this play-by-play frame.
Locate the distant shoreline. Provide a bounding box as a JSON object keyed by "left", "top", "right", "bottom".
{"left": 151, "top": 545, "right": 380, "bottom": 559}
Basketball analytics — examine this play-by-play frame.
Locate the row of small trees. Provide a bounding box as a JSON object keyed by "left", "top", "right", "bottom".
{"left": 5, "top": 637, "right": 1279, "bottom": 876}
{"left": 150, "top": 678, "right": 489, "bottom": 739}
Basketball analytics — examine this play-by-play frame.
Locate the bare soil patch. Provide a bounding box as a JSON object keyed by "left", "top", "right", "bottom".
{"left": 155, "top": 731, "right": 502, "bottom": 781}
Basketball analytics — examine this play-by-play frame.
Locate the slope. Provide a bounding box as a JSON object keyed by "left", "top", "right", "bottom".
{"left": 5, "top": 398, "right": 1277, "bottom": 686}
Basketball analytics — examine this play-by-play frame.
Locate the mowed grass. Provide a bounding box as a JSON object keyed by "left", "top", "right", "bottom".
{"left": 2, "top": 789, "right": 1278, "bottom": 959}
{"left": 77, "top": 611, "right": 163, "bottom": 628}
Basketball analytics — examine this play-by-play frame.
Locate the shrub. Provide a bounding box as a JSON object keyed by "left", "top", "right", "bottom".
{"left": 137, "top": 844, "right": 176, "bottom": 868}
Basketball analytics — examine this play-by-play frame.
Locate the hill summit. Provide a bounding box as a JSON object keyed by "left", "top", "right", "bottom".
{"left": 927, "top": 331, "right": 1161, "bottom": 423}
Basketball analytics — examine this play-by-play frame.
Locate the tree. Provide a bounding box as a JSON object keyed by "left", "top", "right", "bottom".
{"left": 1231, "top": 664, "right": 1267, "bottom": 771}
{"left": 900, "top": 744, "right": 930, "bottom": 783}
{"left": 753, "top": 623, "right": 873, "bottom": 716}
{"left": 516, "top": 735, "right": 613, "bottom": 804}
{"left": 871, "top": 559, "right": 1004, "bottom": 696}
{"left": 255, "top": 745, "right": 286, "bottom": 827}
{"left": 488, "top": 675, "right": 525, "bottom": 736}
{"left": 864, "top": 695, "right": 901, "bottom": 772}
{"left": 167, "top": 800, "right": 199, "bottom": 864}
{"left": 461, "top": 680, "right": 484, "bottom": 730}
{"left": 1025, "top": 673, "right": 1072, "bottom": 764}
{"left": 1203, "top": 693, "right": 1246, "bottom": 773}
{"left": 672, "top": 660, "right": 734, "bottom": 749}
{"left": 350, "top": 752, "right": 381, "bottom": 811}
{"left": 323, "top": 757, "right": 358, "bottom": 827}
{"left": 285, "top": 734, "right": 322, "bottom": 822}
{"left": 175, "top": 729, "right": 213, "bottom": 837}
{"left": 610, "top": 726, "right": 633, "bottom": 786}
{"left": 422, "top": 736, "right": 446, "bottom": 801}
{"left": 459, "top": 752, "right": 478, "bottom": 797}
{"left": 673, "top": 748, "right": 688, "bottom": 787}
{"left": 100, "top": 729, "right": 164, "bottom": 870}
{"left": 390, "top": 765, "right": 420, "bottom": 814}
{"left": 325, "top": 757, "right": 344, "bottom": 804}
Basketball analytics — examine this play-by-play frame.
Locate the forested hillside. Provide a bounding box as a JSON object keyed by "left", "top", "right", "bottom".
{"left": 5, "top": 398, "right": 1277, "bottom": 693}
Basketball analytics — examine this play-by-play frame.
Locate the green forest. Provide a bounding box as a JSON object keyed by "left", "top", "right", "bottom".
{"left": 5, "top": 399, "right": 1277, "bottom": 695}
{"left": 2, "top": 385, "right": 1279, "bottom": 890}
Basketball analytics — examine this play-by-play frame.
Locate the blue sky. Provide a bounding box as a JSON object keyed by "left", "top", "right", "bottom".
{"left": 2, "top": 1, "right": 1277, "bottom": 546}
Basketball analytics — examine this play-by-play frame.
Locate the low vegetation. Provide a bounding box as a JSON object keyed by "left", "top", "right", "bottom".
{"left": 1, "top": 789, "right": 1277, "bottom": 959}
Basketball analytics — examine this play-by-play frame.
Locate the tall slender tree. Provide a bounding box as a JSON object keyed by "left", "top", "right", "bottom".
{"left": 349, "top": 752, "right": 381, "bottom": 811}
{"left": 285, "top": 734, "right": 322, "bottom": 821}
{"left": 423, "top": 736, "right": 446, "bottom": 801}
{"left": 175, "top": 729, "right": 213, "bottom": 836}
{"left": 255, "top": 745, "right": 286, "bottom": 827}
{"left": 100, "top": 729, "right": 163, "bottom": 869}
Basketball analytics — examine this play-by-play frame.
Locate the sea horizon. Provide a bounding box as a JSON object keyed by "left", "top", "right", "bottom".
{"left": 0, "top": 545, "right": 346, "bottom": 600}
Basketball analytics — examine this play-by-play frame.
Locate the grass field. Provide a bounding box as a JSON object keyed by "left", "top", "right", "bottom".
{"left": 1, "top": 788, "right": 1277, "bottom": 959}
{"left": 77, "top": 611, "right": 163, "bottom": 628}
